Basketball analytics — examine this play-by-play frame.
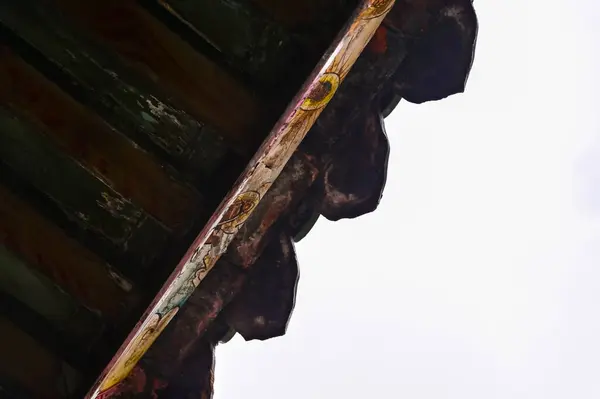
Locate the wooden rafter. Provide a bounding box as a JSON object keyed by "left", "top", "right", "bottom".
{"left": 86, "top": 0, "right": 396, "bottom": 397}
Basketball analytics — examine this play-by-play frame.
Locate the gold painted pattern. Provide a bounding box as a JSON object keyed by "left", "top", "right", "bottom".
{"left": 87, "top": 1, "right": 395, "bottom": 397}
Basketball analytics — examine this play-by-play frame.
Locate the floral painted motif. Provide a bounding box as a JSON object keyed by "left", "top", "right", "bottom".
{"left": 87, "top": 1, "right": 395, "bottom": 398}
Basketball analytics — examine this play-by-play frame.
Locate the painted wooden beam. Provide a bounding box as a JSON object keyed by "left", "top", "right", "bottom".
{"left": 0, "top": 46, "right": 204, "bottom": 234}
{"left": 51, "top": 0, "right": 271, "bottom": 154}
{"left": 86, "top": 1, "right": 395, "bottom": 397}
{"left": 0, "top": 0, "right": 230, "bottom": 176}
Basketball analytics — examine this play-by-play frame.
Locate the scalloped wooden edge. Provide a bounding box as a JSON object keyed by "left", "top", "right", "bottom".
{"left": 88, "top": 1, "right": 396, "bottom": 397}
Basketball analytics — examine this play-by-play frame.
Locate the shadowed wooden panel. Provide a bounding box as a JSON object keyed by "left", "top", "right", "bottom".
{"left": 0, "top": 246, "right": 104, "bottom": 349}
{"left": 0, "top": 46, "right": 203, "bottom": 232}
{"left": 52, "top": 0, "right": 269, "bottom": 153}
{"left": 151, "top": 0, "right": 295, "bottom": 86}
{"left": 0, "top": 107, "right": 169, "bottom": 251}
{"left": 0, "top": 0, "right": 229, "bottom": 176}
{"left": 0, "top": 183, "right": 138, "bottom": 321}
{"left": 249, "top": 0, "right": 354, "bottom": 27}
{"left": 0, "top": 377, "right": 34, "bottom": 399}
{"left": 0, "top": 291, "right": 106, "bottom": 375}
{"left": 0, "top": 316, "right": 82, "bottom": 398}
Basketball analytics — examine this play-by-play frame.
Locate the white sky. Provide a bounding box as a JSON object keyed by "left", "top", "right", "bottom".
{"left": 215, "top": 1, "right": 600, "bottom": 398}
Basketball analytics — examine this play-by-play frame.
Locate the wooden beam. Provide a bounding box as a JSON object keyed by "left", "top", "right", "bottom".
{"left": 0, "top": 0, "right": 230, "bottom": 174}
{"left": 86, "top": 1, "right": 395, "bottom": 397}
{"left": 0, "top": 316, "right": 83, "bottom": 398}
{"left": 0, "top": 46, "right": 204, "bottom": 233}
{"left": 0, "top": 376, "right": 34, "bottom": 399}
{"left": 0, "top": 246, "right": 105, "bottom": 353}
{"left": 0, "top": 183, "right": 139, "bottom": 322}
{"left": 0, "top": 291, "right": 103, "bottom": 374}
{"left": 51, "top": 0, "right": 270, "bottom": 153}
{"left": 149, "top": 0, "right": 296, "bottom": 86}
{"left": 250, "top": 0, "right": 356, "bottom": 28}
{"left": 0, "top": 107, "right": 170, "bottom": 258}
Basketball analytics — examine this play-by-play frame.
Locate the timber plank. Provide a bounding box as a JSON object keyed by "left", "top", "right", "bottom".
{"left": 51, "top": 0, "right": 268, "bottom": 153}
{"left": 0, "top": 46, "right": 203, "bottom": 232}
{"left": 0, "top": 246, "right": 104, "bottom": 350}
{"left": 0, "top": 106, "right": 159, "bottom": 247}
{"left": 249, "top": 0, "right": 356, "bottom": 27}
{"left": 0, "top": 316, "right": 82, "bottom": 398}
{"left": 0, "top": 161, "right": 167, "bottom": 275}
{"left": 0, "top": 291, "right": 104, "bottom": 374}
{"left": 150, "top": 0, "right": 295, "bottom": 86}
{"left": 0, "top": 0, "right": 229, "bottom": 174}
{"left": 0, "top": 183, "right": 138, "bottom": 322}
{"left": 0, "top": 377, "right": 34, "bottom": 399}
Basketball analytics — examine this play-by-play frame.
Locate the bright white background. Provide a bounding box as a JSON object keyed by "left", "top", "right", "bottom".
{"left": 215, "top": 1, "right": 600, "bottom": 398}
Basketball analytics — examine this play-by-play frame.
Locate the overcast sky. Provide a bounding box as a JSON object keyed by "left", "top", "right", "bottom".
{"left": 215, "top": 1, "right": 600, "bottom": 398}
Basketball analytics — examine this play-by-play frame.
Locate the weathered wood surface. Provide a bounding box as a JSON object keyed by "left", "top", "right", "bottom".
{"left": 51, "top": 0, "right": 270, "bottom": 154}
{"left": 0, "top": 0, "right": 229, "bottom": 176}
{"left": 101, "top": 1, "right": 480, "bottom": 396}
{"left": 0, "top": 107, "right": 172, "bottom": 258}
{"left": 0, "top": 183, "right": 138, "bottom": 322}
{"left": 250, "top": 0, "right": 356, "bottom": 28}
{"left": 0, "top": 246, "right": 104, "bottom": 350}
{"left": 223, "top": 232, "right": 299, "bottom": 341}
{"left": 0, "top": 316, "right": 82, "bottom": 398}
{"left": 385, "top": 0, "right": 479, "bottom": 103}
{"left": 150, "top": 0, "right": 296, "bottom": 87}
{"left": 0, "top": 0, "right": 479, "bottom": 397}
{"left": 0, "top": 377, "right": 34, "bottom": 399}
{"left": 0, "top": 47, "right": 205, "bottom": 233}
{"left": 86, "top": 1, "right": 394, "bottom": 397}
{"left": 0, "top": 290, "right": 106, "bottom": 375}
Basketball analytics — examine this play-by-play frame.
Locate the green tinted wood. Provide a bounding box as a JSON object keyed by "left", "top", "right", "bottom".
{"left": 0, "top": 46, "right": 205, "bottom": 232}
{"left": 0, "top": 246, "right": 104, "bottom": 346}
{"left": 0, "top": 183, "right": 139, "bottom": 321}
{"left": 0, "top": 0, "right": 229, "bottom": 174}
{"left": 0, "top": 317, "right": 82, "bottom": 398}
{"left": 154, "top": 0, "right": 295, "bottom": 86}
{"left": 0, "top": 107, "right": 152, "bottom": 245}
{"left": 50, "top": 0, "right": 268, "bottom": 153}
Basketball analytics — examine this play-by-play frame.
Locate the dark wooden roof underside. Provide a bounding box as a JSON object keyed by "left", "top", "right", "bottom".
{"left": 0, "top": 0, "right": 478, "bottom": 397}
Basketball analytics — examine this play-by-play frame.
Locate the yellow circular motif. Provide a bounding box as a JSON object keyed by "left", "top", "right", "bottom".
{"left": 301, "top": 72, "right": 340, "bottom": 111}
{"left": 360, "top": 0, "right": 395, "bottom": 20}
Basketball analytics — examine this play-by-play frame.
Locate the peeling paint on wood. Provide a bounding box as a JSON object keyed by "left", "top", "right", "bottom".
{"left": 0, "top": 183, "right": 139, "bottom": 322}
{"left": 0, "top": 46, "right": 205, "bottom": 232}
{"left": 86, "top": 1, "right": 395, "bottom": 396}
{"left": 0, "top": 0, "right": 229, "bottom": 175}
{"left": 0, "top": 107, "right": 154, "bottom": 246}
{"left": 50, "top": 0, "right": 269, "bottom": 154}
